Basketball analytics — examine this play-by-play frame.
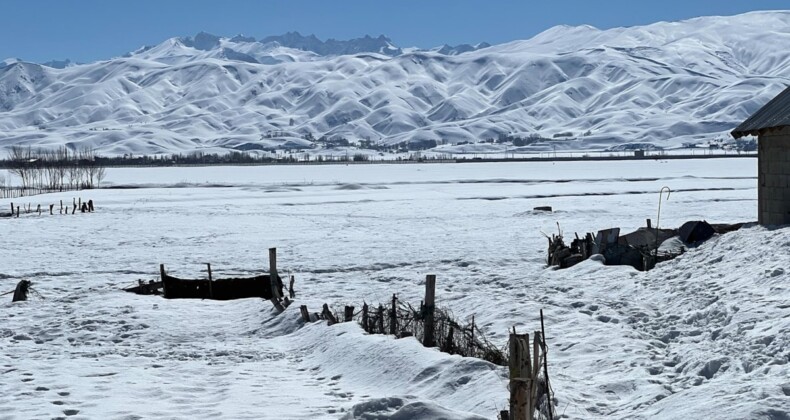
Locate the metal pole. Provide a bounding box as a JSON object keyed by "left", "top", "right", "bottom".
{"left": 655, "top": 186, "right": 671, "bottom": 258}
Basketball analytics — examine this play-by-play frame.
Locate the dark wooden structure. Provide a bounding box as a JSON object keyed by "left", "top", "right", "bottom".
{"left": 158, "top": 264, "right": 283, "bottom": 300}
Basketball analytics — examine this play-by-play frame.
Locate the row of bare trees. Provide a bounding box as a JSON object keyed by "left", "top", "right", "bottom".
{"left": 6, "top": 146, "right": 107, "bottom": 190}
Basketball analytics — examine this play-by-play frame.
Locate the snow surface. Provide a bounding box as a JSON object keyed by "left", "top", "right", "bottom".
{"left": 1, "top": 12, "right": 789, "bottom": 155}
{"left": 1, "top": 158, "right": 788, "bottom": 419}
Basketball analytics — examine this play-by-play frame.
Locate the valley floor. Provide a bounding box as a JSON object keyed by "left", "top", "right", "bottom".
{"left": 0, "top": 159, "right": 787, "bottom": 419}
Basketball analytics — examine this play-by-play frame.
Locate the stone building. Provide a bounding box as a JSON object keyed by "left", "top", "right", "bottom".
{"left": 732, "top": 85, "right": 790, "bottom": 225}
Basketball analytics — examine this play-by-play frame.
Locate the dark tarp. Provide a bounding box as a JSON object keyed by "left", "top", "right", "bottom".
{"left": 679, "top": 220, "right": 716, "bottom": 244}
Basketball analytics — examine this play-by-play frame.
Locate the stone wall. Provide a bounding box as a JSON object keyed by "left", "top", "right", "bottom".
{"left": 758, "top": 127, "right": 790, "bottom": 225}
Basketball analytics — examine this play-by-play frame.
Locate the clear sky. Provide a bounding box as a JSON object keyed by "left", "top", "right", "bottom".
{"left": 3, "top": 0, "right": 788, "bottom": 63}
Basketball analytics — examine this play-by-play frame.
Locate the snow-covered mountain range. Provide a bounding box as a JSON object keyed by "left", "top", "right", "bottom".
{"left": 1, "top": 11, "right": 789, "bottom": 156}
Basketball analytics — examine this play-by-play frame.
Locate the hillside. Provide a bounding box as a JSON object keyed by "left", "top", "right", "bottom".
{"left": 0, "top": 11, "right": 789, "bottom": 156}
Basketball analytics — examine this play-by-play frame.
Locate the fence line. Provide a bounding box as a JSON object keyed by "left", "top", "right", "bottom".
{"left": 0, "top": 186, "right": 84, "bottom": 200}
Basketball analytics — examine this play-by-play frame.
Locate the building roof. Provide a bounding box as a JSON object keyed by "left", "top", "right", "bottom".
{"left": 731, "top": 85, "right": 790, "bottom": 139}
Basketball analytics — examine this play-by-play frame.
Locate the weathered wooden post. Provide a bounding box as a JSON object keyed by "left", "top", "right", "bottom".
{"left": 16, "top": 206, "right": 20, "bottom": 218}
{"left": 60, "top": 199, "right": 63, "bottom": 214}
{"left": 322, "top": 303, "right": 337, "bottom": 325}
{"left": 377, "top": 304, "right": 385, "bottom": 333}
{"left": 423, "top": 274, "right": 436, "bottom": 347}
{"left": 269, "top": 247, "right": 285, "bottom": 312}
{"left": 344, "top": 305, "right": 355, "bottom": 322}
{"left": 389, "top": 294, "right": 398, "bottom": 335}
{"left": 36, "top": 204, "right": 41, "bottom": 215}
{"left": 88, "top": 199, "right": 94, "bottom": 212}
{"left": 362, "top": 303, "right": 369, "bottom": 333}
{"left": 509, "top": 331, "right": 531, "bottom": 420}
{"left": 160, "top": 264, "right": 168, "bottom": 298}
{"left": 206, "top": 263, "right": 214, "bottom": 299}
{"left": 9, "top": 202, "right": 13, "bottom": 215}
{"left": 470, "top": 314, "right": 476, "bottom": 356}
{"left": 299, "top": 305, "right": 311, "bottom": 322}
{"left": 289, "top": 275, "right": 295, "bottom": 298}
{"left": 49, "top": 204, "right": 54, "bottom": 215}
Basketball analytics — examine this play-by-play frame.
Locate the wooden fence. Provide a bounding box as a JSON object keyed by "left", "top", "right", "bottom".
{"left": 1, "top": 186, "right": 83, "bottom": 200}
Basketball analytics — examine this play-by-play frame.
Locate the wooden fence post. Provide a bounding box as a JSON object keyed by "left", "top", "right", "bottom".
{"left": 389, "top": 294, "right": 398, "bottom": 335}
{"left": 9, "top": 202, "right": 12, "bottom": 215}
{"left": 470, "top": 314, "right": 476, "bottom": 356}
{"left": 60, "top": 199, "right": 63, "bottom": 214}
{"left": 289, "top": 275, "right": 295, "bottom": 298}
{"left": 300, "top": 305, "right": 311, "bottom": 322}
{"left": 36, "top": 204, "right": 41, "bottom": 215}
{"left": 269, "top": 247, "right": 285, "bottom": 312}
{"left": 49, "top": 204, "right": 54, "bottom": 215}
{"left": 344, "top": 305, "right": 355, "bottom": 322}
{"left": 322, "top": 303, "right": 337, "bottom": 325}
{"left": 16, "top": 206, "right": 20, "bottom": 217}
{"left": 377, "top": 304, "right": 385, "bottom": 333}
{"left": 160, "top": 264, "right": 168, "bottom": 298}
{"left": 509, "top": 331, "right": 531, "bottom": 420}
{"left": 423, "top": 274, "right": 436, "bottom": 347}
{"left": 206, "top": 263, "right": 214, "bottom": 299}
{"left": 362, "top": 303, "right": 369, "bottom": 333}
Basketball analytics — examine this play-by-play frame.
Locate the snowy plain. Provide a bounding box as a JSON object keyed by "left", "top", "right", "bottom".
{"left": 1, "top": 158, "right": 788, "bottom": 419}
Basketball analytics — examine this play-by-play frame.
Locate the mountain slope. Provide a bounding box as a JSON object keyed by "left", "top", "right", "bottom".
{"left": 0, "top": 11, "right": 788, "bottom": 156}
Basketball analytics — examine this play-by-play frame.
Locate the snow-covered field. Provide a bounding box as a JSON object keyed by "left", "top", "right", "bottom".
{"left": 1, "top": 158, "right": 788, "bottom": 419}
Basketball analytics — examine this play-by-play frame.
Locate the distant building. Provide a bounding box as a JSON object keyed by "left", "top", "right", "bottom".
{"left": 732, "top": 85, "right": 790, "bottom": 225}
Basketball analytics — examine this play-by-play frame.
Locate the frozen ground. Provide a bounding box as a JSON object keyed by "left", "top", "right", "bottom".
{"left": 1, "top": 158, "right": 788, "bottom": 419}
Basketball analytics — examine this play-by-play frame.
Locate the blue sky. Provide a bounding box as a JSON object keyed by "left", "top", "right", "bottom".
{"left": 3, "top": 0, "right": 788, "bottom": 63}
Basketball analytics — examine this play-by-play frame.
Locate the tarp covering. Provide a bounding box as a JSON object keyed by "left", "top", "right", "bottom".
{"left": 679, "top": 220, "right": 716, "bottom": 244}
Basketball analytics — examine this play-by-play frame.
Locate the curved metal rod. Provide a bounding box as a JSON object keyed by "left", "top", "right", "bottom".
{"left": 654, "top": 186, "right": 671, "bottom": 257}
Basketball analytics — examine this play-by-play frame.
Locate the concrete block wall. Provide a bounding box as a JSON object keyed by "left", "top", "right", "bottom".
{"left": 758, "top": 128, "right": 790, "bottom": 225}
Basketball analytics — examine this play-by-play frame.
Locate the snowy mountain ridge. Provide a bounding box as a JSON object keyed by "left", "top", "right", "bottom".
{"left": 0, "top": 11, "right": 789, "bottom": 156}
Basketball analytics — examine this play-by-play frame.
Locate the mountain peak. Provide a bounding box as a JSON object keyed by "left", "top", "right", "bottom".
{"left": 260, "top": 32, "right": 401, "bottom": 56}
